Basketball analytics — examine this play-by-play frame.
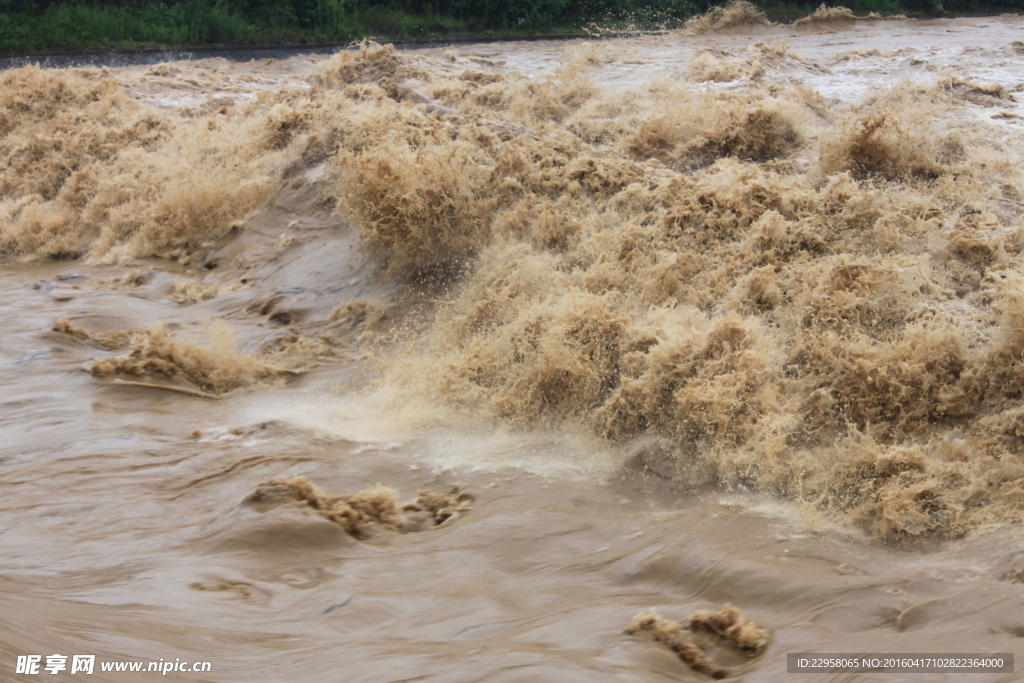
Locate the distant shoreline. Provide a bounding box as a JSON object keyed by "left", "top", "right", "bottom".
{"left": 0, "top": 1, "right": 1017, "bottom": 65}
{"left": 0, "top": 32, "right": 653, "bottom": 70}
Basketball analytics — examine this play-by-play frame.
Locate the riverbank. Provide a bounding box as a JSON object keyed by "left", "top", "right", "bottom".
{"left": 0, "top": 2, "right": 658, "bottom": 58}
{"left": 3, "top": 0, "right": 1011, "bottom": 59}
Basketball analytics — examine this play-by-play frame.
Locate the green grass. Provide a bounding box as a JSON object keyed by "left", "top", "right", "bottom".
{"left": 0, "top": 2, "right": 264, "bottom": 53}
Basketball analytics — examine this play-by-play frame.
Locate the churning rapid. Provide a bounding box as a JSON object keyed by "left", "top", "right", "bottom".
{"left": 3, "top": 5, "right": 1024, "bottom": 681}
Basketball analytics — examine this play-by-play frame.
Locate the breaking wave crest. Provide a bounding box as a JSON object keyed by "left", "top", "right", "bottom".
{"left": 4, "top": 32, "right": 1024, "bottom": 540}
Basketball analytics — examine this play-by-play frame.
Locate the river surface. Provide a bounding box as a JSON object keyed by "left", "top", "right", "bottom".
{"left": 3, "top": 8, "right": 1024, "bottom": 682}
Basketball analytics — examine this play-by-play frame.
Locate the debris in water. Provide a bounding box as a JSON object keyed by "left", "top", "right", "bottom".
{"left": 247, "top": 476, "right": 474, "bottom": 539}
{"left": 626, "top": 613, "right": 725, "bottom": 678}
{"left": 85, "top": 324, "right": 296, "bottom": 395}
{"left": 402, "top": 485, "right": 476, "bottom": 528}
{"left": 626, "top": 605, "right": 767, "bottom": 678}
{"left": 172, "top": 281, "right": 219, "bottom": 304}
{"left": 688, "top": 603, "right": 769, "bottom": 651}
{"left": 53, "top": 318, "right": 134, "bottom": 350}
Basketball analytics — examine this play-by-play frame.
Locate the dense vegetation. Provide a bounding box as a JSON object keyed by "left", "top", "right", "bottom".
{"left": 0, "top": 0, "right": 1021, "bottom": 55}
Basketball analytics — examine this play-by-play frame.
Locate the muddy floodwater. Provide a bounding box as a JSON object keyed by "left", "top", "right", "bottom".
{"left": 3, "top": 6, "right": 1024, "bottom": 681}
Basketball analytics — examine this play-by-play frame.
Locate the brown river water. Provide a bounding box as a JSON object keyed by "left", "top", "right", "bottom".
{"left": 3, "top": 5, "right": 1024, "bottom": 680}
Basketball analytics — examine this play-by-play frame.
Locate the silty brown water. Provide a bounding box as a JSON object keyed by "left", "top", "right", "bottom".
{"left": 2, "top": 6, "right": 1024, "bottom": 681}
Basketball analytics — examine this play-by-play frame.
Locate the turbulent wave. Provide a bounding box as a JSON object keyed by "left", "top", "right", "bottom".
{"left": 683, "top": 1, "right": 773, "bottom": 33}
{"left": 4, "top": 27, "right": 1024, "bottom": 540}
{"left": 793, "top": 4, "right": 903, "bottom": 25}
{"left": 337, "top": 42, "right": 1024, "bottom": 540}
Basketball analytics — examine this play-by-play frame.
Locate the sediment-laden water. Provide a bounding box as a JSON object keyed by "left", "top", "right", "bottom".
{"left": 3, "top": 6, "right": 1024, "bottom": 681}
